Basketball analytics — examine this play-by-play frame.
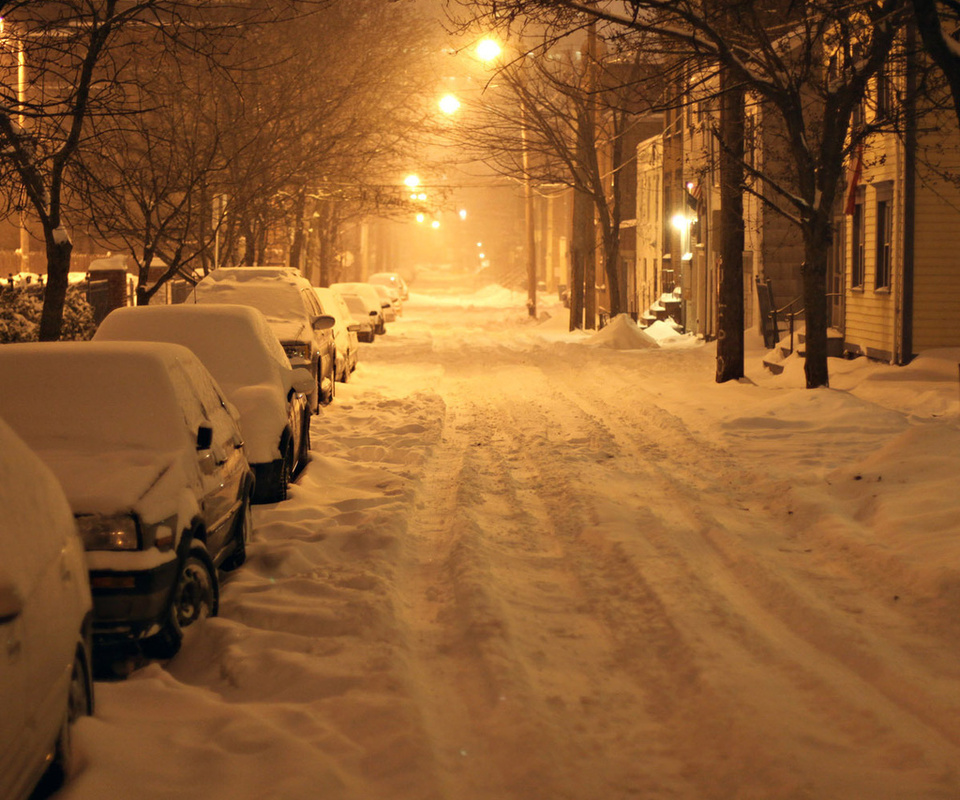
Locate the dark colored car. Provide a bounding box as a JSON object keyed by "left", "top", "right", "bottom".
{"left": 0, "top": 341, "right": 254, "bottom": 659}
{"left": 195, "top": 267, "right": 337, "bottom": 411}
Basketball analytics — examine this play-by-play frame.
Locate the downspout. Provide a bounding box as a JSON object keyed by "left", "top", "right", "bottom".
{"left": 901, "top": 18, "right": 917, "bottom": 363}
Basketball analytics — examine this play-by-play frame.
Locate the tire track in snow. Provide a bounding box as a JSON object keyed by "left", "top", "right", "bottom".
{"left": 529, "top": 356, "right": 960, "bottom": 798}
{"left": 396, "top": 401, "right": 597, "bottom": 800}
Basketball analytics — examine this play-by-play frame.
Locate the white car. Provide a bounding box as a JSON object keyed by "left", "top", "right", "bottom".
{"left": 371, "top": 283, "right": 399, "bottom": 321}
{"left": 330, "top": 282, "right": 386, "bottom": 335}
{"left": 341, "top": 293, "right": 377, "bottom": 343}
{"left": 94, "top": 304, "right": 315, "bottom": 503}
{"left": 0, "top": 342, "right": 253, "bottom": 659}
{"left": 368, "top": 271, "right": 409, "bottom": 301}
{"left": 314, "top": 287, "right": 359, "bottom": 381}
{"left": 194, "top": 267, "right": 337, "bottom": 411}
{"left": 0, "top": 416, "right": 93, "bottom": 800}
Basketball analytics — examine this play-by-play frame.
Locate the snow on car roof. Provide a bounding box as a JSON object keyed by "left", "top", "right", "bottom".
{"left": 195, "top": 268, "right": 314, "bottom": 329}
{"left": 95, "top": 304, "right": 291, "bottom": 389}
{"left": 0, "top": 341, "right": 212, "bottom": 452}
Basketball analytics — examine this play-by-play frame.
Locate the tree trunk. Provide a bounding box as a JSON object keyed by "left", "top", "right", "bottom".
{"left": 601, "top": 223, "right": 622, "bottom": 317}
{"left": 801, "top": 217, "right": 831, "bottom": 388}
{"left": 569, "top": 185, "right": 591, "bottom": 330}
{"left": 289, "top": 187, "right": 307, "bottom": 273}
{"left": 716, "top": 68, "right": 746, "bottom": 383}
{"left": 38, "top": 233, "right": 72, "bottom": 341}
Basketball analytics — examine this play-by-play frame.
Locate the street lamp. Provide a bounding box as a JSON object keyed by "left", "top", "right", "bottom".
{"left": 404, "top": 174, "right": 420, "bottom": 189}
{"left": 477, "top": 36, "right": 537, "bottom": 318}
{"left": 439, "top": 93, "right": 461, "bottom": 115}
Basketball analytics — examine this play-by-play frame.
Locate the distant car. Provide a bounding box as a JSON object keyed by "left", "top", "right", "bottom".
{"left": 371, "top": 283, "right": 399, "bottom": 321}
{"left": 341, "top": 293, "right": 376, "bottom": 343}
{"left": 314, "top": 287, "right": 359, "bottom": 381}
{"left": 330, "top": 282, "right": 386, "bottom": 335}
{"left": 94, "top": 304, "right": 315, "bottom": 503}
{"left": 369, "top": 271, "right": 409, "bottom": 301}
{"left": 0, "top": 416, "right": 93, "bottom": 800}
{"left": 0, "top": 341, "right": 254, "bottom": 659}
{"left": 194, "top": 267, "right": 337, "bottom": 411}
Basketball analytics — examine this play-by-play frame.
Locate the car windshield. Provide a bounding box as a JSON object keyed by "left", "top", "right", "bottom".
{"left": 343, "top": 295, "right": 368, "bottom": 318}
{"left": 0, "top": 344, "right": 191, "bottom": 452}
{"left": 96, "top": 306, "right": 289, "bottom": 390}
{"left": 196, "top": 280, "right": 308, "bottom": 327}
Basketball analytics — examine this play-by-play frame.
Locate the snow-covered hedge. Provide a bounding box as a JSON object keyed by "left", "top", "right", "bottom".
{"left": 0, "top": 286, "right": 96, "bottom": 343}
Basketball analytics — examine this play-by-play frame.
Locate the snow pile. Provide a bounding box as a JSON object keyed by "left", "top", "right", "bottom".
{"left": 584, "top": 313, "right": 658, "bottom": 350}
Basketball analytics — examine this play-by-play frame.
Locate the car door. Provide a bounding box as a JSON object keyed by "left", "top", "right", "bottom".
{"left": 301, "top": 289, "right": 333, "bottom": 382}
{"left": 0, "top": 561, "right": 29, "bottom": 799}
{"left": 171, "top": 363, "right": 247, "bottom": 560}
{"left": 0, "top": 493, "right": 76, "bottom": 800}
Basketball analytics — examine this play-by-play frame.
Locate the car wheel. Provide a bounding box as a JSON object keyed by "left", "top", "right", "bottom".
{"left": 142, "top": 543, "right": 219, "bottom": 660}
{"left": 39, "top": 646, "right": 93, "bottom": 793}
{"left": 321, "top": 378, "right": 334, "bottom": 405}
{"left": 220, "top": 494, "right": 251, "bottom": 572}
{"left": 294, "top": 415, "right": 310, "bottom": 477}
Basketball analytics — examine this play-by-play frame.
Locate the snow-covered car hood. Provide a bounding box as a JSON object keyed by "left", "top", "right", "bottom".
{"left": 34, "top": 446, "right": 201, "bottom": 525}
{"left": 221, "top": 383, "right": 289, "bottom": 465}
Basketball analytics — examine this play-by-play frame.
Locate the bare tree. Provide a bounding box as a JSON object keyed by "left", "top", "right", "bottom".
{"left": 0, "top": 0, "right": 259, "bottom": 339}
{"left": 455, "top": 0, "right": 905, "bottom": 388}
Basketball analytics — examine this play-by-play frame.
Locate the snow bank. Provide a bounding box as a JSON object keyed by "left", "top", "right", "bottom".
{"left": 584, "top": 314, "right": 658, "bottom": 350}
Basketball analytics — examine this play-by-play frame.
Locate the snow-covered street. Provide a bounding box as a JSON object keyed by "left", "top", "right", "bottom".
{"left": 59, "top": 275, "right": 960, "bottom": 800}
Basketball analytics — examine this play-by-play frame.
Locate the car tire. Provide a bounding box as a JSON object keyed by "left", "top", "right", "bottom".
{"left": 142, "top": 542, "right": 219, "bottom": 660}
{"left": 294, "top": 415, "right": 310, "bottom": 477}
{"left": 321, "top": 367, "right": 335, "bottom": 405}
{"left": 220, "top": 494, "right": 251, "bottom": 572}
{"left": 37, "top": 645, "right": 93, "bottom": 794}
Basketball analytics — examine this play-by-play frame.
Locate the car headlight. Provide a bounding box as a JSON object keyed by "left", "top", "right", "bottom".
{"left": 283, "top": 342, "right": 312, "bottom": 361}
{"left": 75, "top": 514, "right": 140, "bottom": 551}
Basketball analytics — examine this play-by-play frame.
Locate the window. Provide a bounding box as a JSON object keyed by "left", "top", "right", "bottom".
{"left": 851, "top": 191, "right": 865, "bottom": 289}
{"left": 875, "top": 196, "right": 892, "bottom": 290}
{"left": 876, "top": 66, "right": 894, "bottom": 121}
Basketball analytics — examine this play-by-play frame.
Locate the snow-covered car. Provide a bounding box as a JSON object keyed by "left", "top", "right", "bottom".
{"left": 194, "top": 267, "right": 337, "bottom": 411}
{"left": 314, "top": 287, "right": 360, "bottom": 381}
{"left": 0, "top": 341, "right": 254, "bottom": 659}
{"left": 330, "top": 282, "right": 386, "bottom": 335}
{"left": 341, "top": 293, "right": 377, "bottom": 343}
{"left": 94, "top": 304, "right": 315, "bottom": 503}
{"left": 0, "top": 417, "right": 93, "bottom": 800}
{"left": 368, "top": 271, "right": 409, "bottom": 301}
{"left": 371, "top": 282, "right": 399, "bottom": 321}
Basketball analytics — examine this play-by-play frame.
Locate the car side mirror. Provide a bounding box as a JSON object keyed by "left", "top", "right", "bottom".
{"left": 196, "top": 424, "right": 213, "bottom": 451}
{"left": 0, "top": 581, "right": 23, "bottom": 624}
{"left": 312, "top": 314, "right": 336, "bottom": 331}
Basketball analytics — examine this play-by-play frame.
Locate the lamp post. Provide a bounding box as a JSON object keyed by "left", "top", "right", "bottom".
{"left": 477, "top": 37, "right": 537, "bottom": 318}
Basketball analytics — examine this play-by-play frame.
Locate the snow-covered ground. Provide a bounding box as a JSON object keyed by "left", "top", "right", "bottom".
{"left": 58, "top": 272, "right": 960, "bottom": 800}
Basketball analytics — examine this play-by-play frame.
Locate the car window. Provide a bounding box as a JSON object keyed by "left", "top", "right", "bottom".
{"left": 302, "top": 288, "right": 322, "bottom": 317}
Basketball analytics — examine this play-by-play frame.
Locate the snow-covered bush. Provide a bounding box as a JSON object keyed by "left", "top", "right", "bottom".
{"left": 0, "top": 286, "right": 96, "bottom": 343}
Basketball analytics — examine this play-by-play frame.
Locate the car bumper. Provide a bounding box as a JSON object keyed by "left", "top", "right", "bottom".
{"left": 88, "top": 558, "right": 180, "bottom": 640}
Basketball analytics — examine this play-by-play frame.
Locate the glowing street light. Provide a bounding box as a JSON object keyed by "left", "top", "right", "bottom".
{"left": 416, "top": 213, "right": 425, "bottom": 223}
{"left": 439, "top": 94, "right": 461, "bottom": 115}
{"left": 431, "top": 220, "right": 440, "bottom": 229}
{"left": 404, "top": 174, "right": 420, "bottom": 189}
{"left": 476, "top": 38, "right": 502, "bottom": 63}
{"left": 458, "top": 209, "right": 467, "bottom": 220}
